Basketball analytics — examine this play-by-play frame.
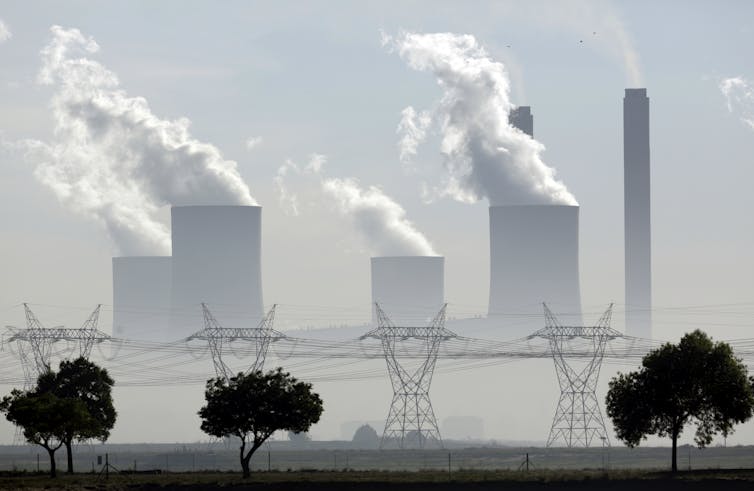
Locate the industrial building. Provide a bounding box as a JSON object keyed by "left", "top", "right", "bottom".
{"left": 624, "top": 89, "right": 652, "bottom": 339}
{"left": 111, "top": 256, "right": 172, "bottom": 342}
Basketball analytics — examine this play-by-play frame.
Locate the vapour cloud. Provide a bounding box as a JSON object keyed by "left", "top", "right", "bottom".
{"left": 389, "top": 31, "right": 577, "bottom": 207}
{"left": 246, "top": 136, "right": 263, "bottom": 150}
{"left": 23, "top": 26, "right": 256, "bottom": 255}
{"left": 720, "top": 77, "right": 754, "bottom": 130}
{"left": 322, "top": 177, "right": 438, "bottom": 256}
{"left": 0, "top": 19, "right": 10, "bottom": 43}
{"left": 273, "top": 155, "right": 437, "bottom": 256}
{"left": 397, "top": 106, "right": 431, "bottom": 165}
{"left": 274, "top": 154, "right": 326, "bottom": 216}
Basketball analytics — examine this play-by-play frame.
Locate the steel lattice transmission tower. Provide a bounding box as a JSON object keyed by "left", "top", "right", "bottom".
{"left": 361, "top": 303, "right": 455, "bottom": 449}
{"left": 6, "top": 303, "right": 109, "bottom": 388}
{"left": 186, "top": 303, "right": 284, "bottom": 380}
{"left": 529, "top": 303, "right": 620, "bottom": 447}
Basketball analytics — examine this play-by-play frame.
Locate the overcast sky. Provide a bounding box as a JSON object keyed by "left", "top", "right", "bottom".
{"left": 1, "top": 0, "right": 753, "bottom": 444}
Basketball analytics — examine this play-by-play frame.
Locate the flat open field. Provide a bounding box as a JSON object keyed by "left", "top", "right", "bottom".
{"left": 2, "top": 443, "right": 753, "bottom": 473}
{"left": 0, "top": 444, "right": 753, "bottom": 488}
{"left": 2, "top": 469, "right": 754, "bottom": 490}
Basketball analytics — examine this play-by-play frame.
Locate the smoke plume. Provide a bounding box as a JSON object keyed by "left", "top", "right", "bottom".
{"left": 25, "top": 26, "right": 256, "bottom": 255}
{"left": 389, "top": 32, "right": 577, "bottom": 206}
{"left": 322, "top": 177, "right": 438, "bottom": 256}
{"left": 273, "top": 154, "right": 437, "bottom": 256}
{"left": 720, "top": 77, "right": 754, "bottom": 130}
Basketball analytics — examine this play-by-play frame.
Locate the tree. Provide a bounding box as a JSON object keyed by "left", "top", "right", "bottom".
{"left": 35, "top": 358, "right": 116, "bottom": 473}
{"left": 0, "top": 391, "right": 91, "bottom": 478}
{"left": 198, "top": 368, "right": 323, "bottom": 478}
{"left": 606, "top": 330, "right": 754, "bottom": 472}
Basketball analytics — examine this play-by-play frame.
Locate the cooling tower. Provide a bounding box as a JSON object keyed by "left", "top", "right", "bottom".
{"left": 488, "top": 205, "right": 582, "bottom": 334}
{"left": 624, "top": 88, "right": 652, "bottom": 339}
{"left": 112, "top": 256, "right": 172, "bottom": 342}
{"left": 370, "top": 256, "right": 444, "bottom": 326}
{"left": 170, "top": 205, "right": 264, "bottom": 339}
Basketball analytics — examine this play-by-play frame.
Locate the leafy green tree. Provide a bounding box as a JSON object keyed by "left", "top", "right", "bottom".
{"left": 606, "top": 330, "right": 754, "bottom": 472}
{"left": 199, "top": 368, "right": 323, "bottom": 478}
{"left": 36, "top": 358, "right": 116, "bottom": 473}
{"left": 0, "top": 391, "right": 91, "bottom": 478}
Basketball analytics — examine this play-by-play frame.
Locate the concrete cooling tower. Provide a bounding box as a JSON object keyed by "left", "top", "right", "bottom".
{"left": 112, "top": 256, "right": 172, "bottom": 342}
{"left": 170, "top": 205, "right": 264, "bottom": 339}
{"left": 370, "top": 256, "right": 444, "bottom": 326}
{"left": 624, "top": 88, "right": 652, "bottom": 339}
{"left": 488, "top": 205, "right": 582, "bottom": 335}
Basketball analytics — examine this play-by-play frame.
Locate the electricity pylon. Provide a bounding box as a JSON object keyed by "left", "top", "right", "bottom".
{"left": 361, "top": 303, "right": 454, "bottom": 449}
{"left": 6, "top": 303, "right": 109, "bottom": 388}
{"left": 186, "top": 303, "right": 284, "bottom": 380}
{"left": 529, "top": 303, "right": 619, "bottom": 447}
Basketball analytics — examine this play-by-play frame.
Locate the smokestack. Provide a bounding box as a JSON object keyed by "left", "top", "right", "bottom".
{"left": 170, "top": 205, "right": 264, "bottom": 339}
{"left": 371, "top": 256, "right": 444, "bottom": 325}
{"left": 623, "top": 89, "right": 652, "bottom": 339}
{"left": 509, "top": 106, "right": 533, "bottom": 137}
{"left": 112, "top": 257, "right": 171, "bottom": 341}
{"left": 488, "top": 205, "right": 582, "bottom": 334}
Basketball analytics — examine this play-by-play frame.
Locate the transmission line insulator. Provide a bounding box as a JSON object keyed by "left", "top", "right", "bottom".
{"left": 529, "top": 303, "right": 619, "bottom": 447}
{"left": 361, "top": 303, "right": 455, "bottom": 449}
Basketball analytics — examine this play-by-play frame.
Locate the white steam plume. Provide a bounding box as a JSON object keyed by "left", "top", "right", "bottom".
{"left": 273, "top": 155, "right": 437, "bottom": 256}
{"left": 389, "top": 32, "right": 577, "bottom": 206}
{"left": 0, "top": 19, "right": 10, "bottom": 43}
{"left": 246, "top": 136, "right": 263, "bottom": 150}
{"left": 322, "top": 177, "right": 438, "bottom": 256}
{"left": 720, "top": 77, "right": 754, "bottom": 130}
{"left": 24, "top": 26, "right": 256, "bottom": 255}
{"left": 397, "top": 106, "right": 431, "bottom": 164}
{"left": 274, "top": 154, "right": 326, "bottom": 216}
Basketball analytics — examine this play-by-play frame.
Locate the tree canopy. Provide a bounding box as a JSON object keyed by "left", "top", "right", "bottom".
{"left": 198, "top": 368, "right": 323, "bottom": 478}
{"left": 606, "top": 330, "right": 754, "bottom": 472}
{"left": 0, "top": 357, "right": 116, "bottom": 476}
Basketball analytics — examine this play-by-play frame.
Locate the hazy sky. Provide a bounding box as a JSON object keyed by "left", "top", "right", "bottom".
{"left": 1, "top": 0, "right": 753, "bottom": 444}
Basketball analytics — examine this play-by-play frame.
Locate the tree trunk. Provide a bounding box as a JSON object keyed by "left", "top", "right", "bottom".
{"left": 46, "top": 447, "right": 57, "bottom": 479}
{"left": 65, "top": 439, "right": 73, "bottom": 473}
{"left": 671, "top": 430, "right": 678, "bottom": 473}
{"left": 239, "top": 437, "right": 250, "bottom": 479}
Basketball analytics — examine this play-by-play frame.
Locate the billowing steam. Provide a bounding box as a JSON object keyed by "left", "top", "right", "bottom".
{"left": 273, "top": 155, "right": 437, "bottom": 256}
{"left": 720, "top": 77, "right": 754, "bottom": 130}
{"left": 388, "top": 32, "right": 577, "bottom": 207}
{"left": 25, "top": 26, "right": 256, "bottom": 255}
{"left": 322, "top": 178, "right": 438, "bottom": 256}
{"left": 0, "top": 19, "right": 11, "bottom": 43}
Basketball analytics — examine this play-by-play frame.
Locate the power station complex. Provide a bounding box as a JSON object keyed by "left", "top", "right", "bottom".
{"left": 113, "top": 88, "right": 652, "bottom": 343}
{"left": 84, "top": 88, "right": 653, "bottom": 449}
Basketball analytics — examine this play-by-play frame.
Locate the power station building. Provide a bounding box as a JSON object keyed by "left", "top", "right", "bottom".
{"left": 486, "top": 106, "right": 582, "bottom": 336}
{"left": 624, "top": 89, "right": 652, "bottom": 339}
{"left": 113, "top": 205, "right": 265, "bottom": 341}
{"left": 370, "top": 256, "right": 445, "bottom": 326}
{"left": 112, "top": 256, "right": 172, "bottom": 342}
{"left": 170, "top": 205, "right": 264, "bottom": 339}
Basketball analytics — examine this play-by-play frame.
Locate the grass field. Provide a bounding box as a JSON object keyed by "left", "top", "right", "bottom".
{"left": 2, "top": 468, "right": 754, "bottom": 490}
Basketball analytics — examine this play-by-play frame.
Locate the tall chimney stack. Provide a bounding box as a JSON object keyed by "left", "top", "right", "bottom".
{"left": 623, "top": 89, "right": 652, "bottom": 338}
{"left": 509, "top": 106, "right": 534, "bottom": 137}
